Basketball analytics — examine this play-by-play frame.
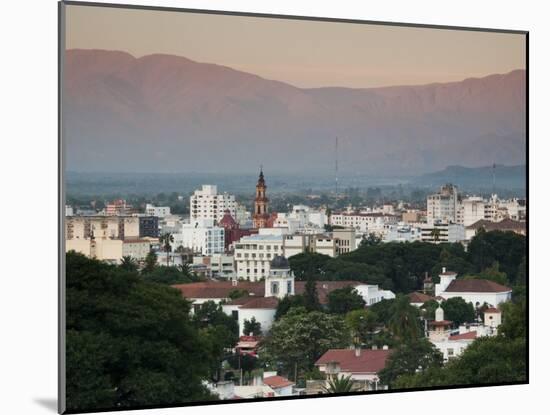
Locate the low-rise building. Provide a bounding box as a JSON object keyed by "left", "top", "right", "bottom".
{"left": 145, "top": 203, "right": 171, "bottom": 218}
{"left": 315, "top": 348, "right": 391, "bottom": 390}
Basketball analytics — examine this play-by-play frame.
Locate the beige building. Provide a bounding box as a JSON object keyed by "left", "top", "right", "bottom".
{"left": 66, "top": 237, "right": 123, "bottom": 263}
{"left": 65, "top": 216, "right": 140, "bottom": 240}
{"left": 122, "top": 238, "right": 157, "bottom": 260}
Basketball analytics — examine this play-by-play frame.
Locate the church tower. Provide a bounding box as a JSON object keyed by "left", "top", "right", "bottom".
{"left": 253, "top": 168, "right": 270, "bottom": 228}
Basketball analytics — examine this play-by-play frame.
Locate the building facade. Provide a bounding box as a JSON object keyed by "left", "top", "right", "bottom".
{"left": 190, "top": 185, "right": 237, "bottom": 223}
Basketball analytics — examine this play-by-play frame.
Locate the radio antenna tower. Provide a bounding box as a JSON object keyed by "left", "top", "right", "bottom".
{"left": 335, "top": 137, "right": 339, "bottom": 197}
{"left": 493, "top": 163, "right": 497, "bottom": 194}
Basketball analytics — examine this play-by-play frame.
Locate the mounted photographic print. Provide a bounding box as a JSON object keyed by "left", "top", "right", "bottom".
{"left": 59, "top": 1, "right": 528, "bottom": 413}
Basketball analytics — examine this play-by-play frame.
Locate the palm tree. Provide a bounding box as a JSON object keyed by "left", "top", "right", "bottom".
{"left": 120, "top": 255, "right": 138, "bottom": 272}
{"left": 430, "top": 228, "right": 441, "bottom": 243}
{"left": 160, "top": 232, "right": 174, "bottom": 266}
{"left": 388, "top": 295, "right": 421, "bottom": 343}
{"left": 323, "top": 375, "right": 355, "bottom": 394}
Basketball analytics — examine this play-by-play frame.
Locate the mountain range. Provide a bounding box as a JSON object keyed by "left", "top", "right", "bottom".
{"left": 64, "top": 49, "right": 526, "bottom": 176}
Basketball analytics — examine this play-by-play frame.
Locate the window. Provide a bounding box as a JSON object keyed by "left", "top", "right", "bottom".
{"left": 271, "top": 282, "right": 279, "bottom": 295}
{"left": 231, "top": 310, "right": 238, "bottom": 320}
{"left": 447, "top": 349, "right": 454, "bottom": 356}
{"left": 287, "top": 280, "right": 292, "bottom": 293}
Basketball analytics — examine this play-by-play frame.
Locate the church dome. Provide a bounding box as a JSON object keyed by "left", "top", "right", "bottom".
{"left": 270, "top": 255, "right": 290, "bottom": 269}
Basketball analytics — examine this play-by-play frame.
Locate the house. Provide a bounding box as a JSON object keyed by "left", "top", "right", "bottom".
{"left": 315, "top": 347, "right": 391, "bottom": 390}
{"left": 235, "top": 336, "right": 261, "bottom": 356}
{"left": 465, "top": 218, "right": 526, "bottom": 240}
{"left": 262, "top": 375, "right": 295, "bottom": 396}
{"left": 408, "top": 291, "right": 435, "bottom": 307}
{"left": 434, "top": 267, "right": 512, "bottom": 307}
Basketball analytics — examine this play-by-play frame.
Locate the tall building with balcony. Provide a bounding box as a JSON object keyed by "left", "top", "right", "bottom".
{"left": 190, "top": 185, "right": 237, "bottom": 223}
{"left": 427, "top": 184, "right": 460, "bottom": 225}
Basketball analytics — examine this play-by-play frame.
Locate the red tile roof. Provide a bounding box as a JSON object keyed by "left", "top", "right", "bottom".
{"left": 449, "top": 331, "right": 477, "bottom": 341}
{"left": 440, "top": 271, "right": 458, "bottom": 276}
{"left": 466, "top": 218, "right": 526, "bottom": 233}
{"left": 408, "top": 292, "right": 434, "bottom": 304}
{"left": 173, "top": 280, "right": 363, "bottom": 305}
{"left": 444, "top": 279, "right": 512, "bottom": 293}
{"left": 263, "top": 375, "right": 294, "bottom": 389}
{"left": 171, "top": 281, "right": 265, "bottom": 299}
{"left": 484, "top": 307, "right": 501, "bottom": 313}
{"left": 315, "top": 349, "right": 391, "bottom": 374}
{"left": 239, "top": 297, "right": 279, "bottom": 309}
{"left": 429, "top": 320, "right": 452, "bottom": 327}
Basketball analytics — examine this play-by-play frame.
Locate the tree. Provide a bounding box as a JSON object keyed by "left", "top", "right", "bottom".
{"left": 360, "top": 232, "right": 382, "bottom": 247}
{"left": 464, "top": 261, "right": 509, "bottom": 286}
{"left": 120, "top": 256, "right": 138, "bottom": 272}
{"left": 275, "top": 295, "right": 306, "bottom": 320}
{"left": 160, "top": 232, "right": 174, "bottom": 266}
{"left": 499, "top": 300, "right": 526, "bottom": 340}
{"left": 393, "top": 336, "right": 526, "bottom": 389}
{"left": 142, "top": 249, "right": 157, "bottom": 274}
{"left": 322, "top": 375, "right": 356, "bottom": 393}
{"left": 65, "top": 252, "right": 214, "bottom": 411}
{"left": 327, "top": 286, "right": 366, "bottom": 314}
{"left": 142, "top": 266, "right": 192, "bottom": 285}
{"left": 243, "top": 317, "right": 262, "bottom": 336}
{"left": 441, "top": 297, "right": 476, "bottom": 326}
{"left": 288, "top": 252, "right": 331, "bottom": 280}
{"left": 388, "top": 295, "right": 422, "bottom": 343}
{"left": 303, "top": 273, "right": 321, "bottom": 311}
{"left": 228, "top": 289, "right": 249, "bottom": 300}
{"left": 467, "top": 230, "right": 526, "bottom": 285}
{"left": 430, "top": 228, "right": 441, "bottom": 243}
{"left": 262, "top": 308, "right": 351, "bottom": 380}
{"left": 378, "top": 338, "right": 443, "bottom": 387}
{"left": 345, "top": 309, "right": 378, "bottom": 346}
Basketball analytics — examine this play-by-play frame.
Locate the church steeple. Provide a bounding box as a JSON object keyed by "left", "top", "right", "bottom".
{"left": 253, "top": 167, "right": 269, "bottom": 228}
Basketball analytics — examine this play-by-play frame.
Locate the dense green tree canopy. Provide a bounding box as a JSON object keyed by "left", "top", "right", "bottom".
{"left": 327, "top": 286, "right": 366, "bottom": 314}
{"left": 142, "top": 265, "right": 193, "bottom": 285}
{"left": 243, "top": 317, "right": 262, "bottom": 336}
{"left": 262, "top": 308, "right": 351, "bottom": 380}
{"left": 378, "top": 339, "right": 444, "bottom": 387}
{"left": 65, "top": 252, "right": 214, "bottom": 412}
{"left": 345, "top": 309, "right": 378, "bottom": 346}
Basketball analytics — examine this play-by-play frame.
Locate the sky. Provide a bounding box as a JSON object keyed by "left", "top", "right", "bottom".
{"left": 64, "top": 4, "right": 526, "bottom": 88}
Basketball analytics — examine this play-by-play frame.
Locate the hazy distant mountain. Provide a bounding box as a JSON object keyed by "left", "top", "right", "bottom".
{"left": 64, "top": 49, "right": 526, "bottom": 175}
{"left": 411, "top": 164, "right": 526, "bottom": 191}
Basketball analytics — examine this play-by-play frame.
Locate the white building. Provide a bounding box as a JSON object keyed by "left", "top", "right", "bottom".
{"left": 384, "top": 224, "right": 423, "bottom": 243}
{"left": 234, "top": 234, "right": 284, "bottom": 281}
{"left": 461, "top": 197, "right": 486, "bottom": 226}
{"left": 122, "top": 238, "right": 157, "bottom": 260}
{"left": 427, "top": 184, "right": 460, "bottom": 225}
{"left": 65, "top": 205, "right": 74, "bottom": 216}
{"left": 190, "top": 185, "right": 237, "bottom": 223}
{"left": 421, "top": 221, "right": 465, "bottom": 244}
{"left": 435, "top": 268, "right": 512, "bottom": 307}
{"left": 330, "top": 212, "right": 399, "bottom": 233}
{"left": 173, "top": 218, "right": 225, "bottom": 256}
{"left": 145, "top": 203, "right": 171, "bottom": 218}
{"left": 354, "top": 284, "right": 396, "bottom": 305}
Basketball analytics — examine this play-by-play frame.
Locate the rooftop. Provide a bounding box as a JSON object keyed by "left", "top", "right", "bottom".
{"left": 449, "top": 331, "right": 478, "bottom": 341}
{"left": 408, "top": 292, "right": 434, "bottom": 304}
{"left": 444, "top": 279, "right": 512, "bottom": 293}
{"left": 263, "top": 375, "right": 294, "bottom": 389}
{"left": 316, "top": 349, "right": 391, "bottom": 374}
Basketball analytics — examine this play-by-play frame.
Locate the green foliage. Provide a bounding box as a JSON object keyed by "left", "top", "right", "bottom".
{"left": 499, "top": 300, "right": 526, "bottom": 340}
{"left": 192, "top": 301, "right": 239, "bottom": 381}
{"left": 393, "top": 336, "right": 526, "bottom": 389}
{"left": 65, "top": 252, "right": 214, "bottom": 411}
{"left": 228, "top": 289, "right": 249, "bottom": 300}
{"left": 262, "top": 308, "right": 351, "bottom": 379}
{"left": 160, "top": 233, "right": 175, "bottom": 266}
{"left": 142, "top": 265, "right": 192, "bottom": 285}
{"left": 142, "top": 250, "right": 157, "bottom": 274}
{"left": 345, "top": 309, "right": 378, "bottom": 346}
{"left": 226, "top": 353, "right": 258, "bottom": 374}
{"left": 464, "top": 262, "right": 509, "bottom": 286}
{"left": 304, "top": 275, "right": 322, "bottom": 311}
{"left": 327, "top": 286, "right": 366, "bottom": 314}
{"left": 120, "top": 256, "right": 138, "bottom": 272}
{"left": 378, "top": 338, "right": 443, "bottom": 387}
{"left": 360, "top": 232, "right": 382, "bottom": 247}
{"left": 441, "top": 297, "right": 476, "bottom": 326}
{"left": 275, "top": 295, "right": 306, "bottom": 320}
{"left": 243, "top": 317, "right": 262, "bottom": 336}
{"left": 289, "top": 252, "right": 331, "bottom": 279}
{"left": 388, "top": 295, "right": 422, "bottom": 343}
{"left": 323, "top": 375, "right": 356, "bottom": 393}
{"left": 467, "top": 229, "right": 526, "bottom": 285}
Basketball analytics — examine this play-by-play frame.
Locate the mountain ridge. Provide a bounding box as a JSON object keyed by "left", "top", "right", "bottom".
{"left": 64, "top": 49, "right": 526, "bottom": 176}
